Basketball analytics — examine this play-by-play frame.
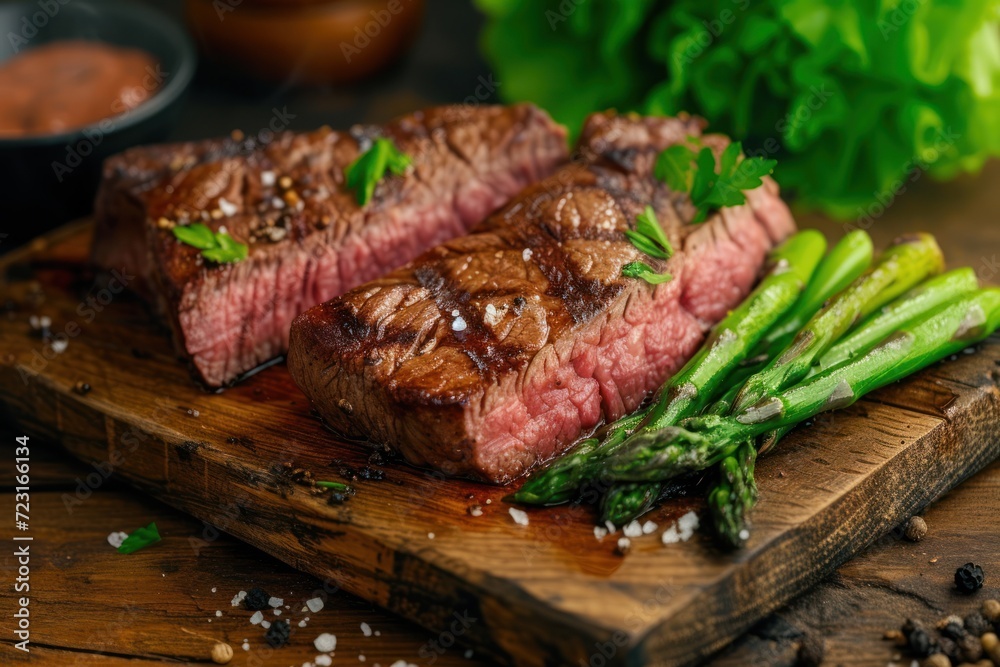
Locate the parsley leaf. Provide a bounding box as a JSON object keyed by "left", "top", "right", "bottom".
{"left": 172, "top": 223, "right": 216, "bottom": 250}
{"left": 654, "top": 144, "right": 696, "bottom": 192}
{"left": 622, "top": 206, "right": 673, "bottom": 284}
{"left": 624, "top": 205, "right": 674, "bottom": 260}
{"left": 622, "top": 261, "right": 673, "bottom": 284}
{"left": 315, "top": 480, "right": 353, "bottom": 492}
{"left": 117, "top": 522, "right": 161, "bottom": 554}
{"left": 346, "top": 137, "right": 413, "bottom": 206}
{"left": 172, "top": 223, "right": 249, "bottom": 264}
{"left": 655, "top": 139, "right": 777, "bottom": 223}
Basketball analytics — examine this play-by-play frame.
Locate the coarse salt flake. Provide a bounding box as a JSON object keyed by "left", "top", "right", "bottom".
{"left": 107, "top": 531, "right": 128, "bottom": 548}
{"left": 50, "top": 338, "right": 68, "bottom": 354}
{"left": 622, "top": 520, "right": 643, "bottom": 538}
{"left": 508, "top": 507, "right": 529, "bottom": 526}
{"left": 232, "top": 591, "right": 247, "bottom": 607}
{"left": 273, "top": 609, "right": 282, "bottom": 616}
{"left": 306, "top": 597, "right": 325, "bottom": 613}
{"left": 642, "top": 520, "right": 658, "bottom": 535}
{"left": 314, "top": 633, "right": 337, "bottom": 652}
{"left": 452, "top": 316, "right": 467, "bottom": 332}
{"left": 361, "top": 622, "right": 372, "bottom": 637}
{"left": 218, "top": 198, "right": 238, "bottom": 217}
{"left": 522, "top": 248, "right": 533, "bottom": 261}
{"left": 593, "top": 526, "right": 608, "bottom": 541}
{"left": 211, "top": 587, "right": 217, "bottom": 593}
{"left": 268, "top": 596, "right": 283, "bottom": 608}
{"left": 250, "top": 611, "right": 264, "bottom": 625}
{"left": 242, "top": 642, "right": 250, "bottom": 651}
{"left": 677, "top": 511, "right": 700, "bottom": 539}
{"left": 483, "top": 303, "right": 505, "bottom": 327}
{"left": 215, "top": 610, "right": 222, "bottom": 617}
{"left": 261, "top": 171, "right": 276, "bottom": 187}
{"left": 662, "top": 511, "right": 701, "bottom": 545}
{"left": 260, "top": 620, "right": 270, "bottom": 629}
{"left": 316, "top": 656, "right": 333, "bottom": 666}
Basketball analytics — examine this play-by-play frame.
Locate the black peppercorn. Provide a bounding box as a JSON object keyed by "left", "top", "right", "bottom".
{"left": 327, "top": 491, "right": 349, "bottom": 505}
{"left": 244, "top": 587, "right": 270, "bottom": 611}
{"left": 902, "top": 618, "right": 925, "bottom": 637}
{"left": 264, "top": 619, "right": 290, "bottom": 648}
{"left": 964, "top": 611, "right": 991, "bottom": 638}
{"left": 955, "top": 563, "right": 986, "bottom": 594}
{"left": 909, "top": 627, "right": 933, "bottom": 657}
{"left": 941, "top": 621, "right": 966, "bottom": 641}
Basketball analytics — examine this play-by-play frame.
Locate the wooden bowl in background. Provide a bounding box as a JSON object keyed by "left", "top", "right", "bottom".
{"left": 184, "top": 0, "right": 426, "bottom": 86}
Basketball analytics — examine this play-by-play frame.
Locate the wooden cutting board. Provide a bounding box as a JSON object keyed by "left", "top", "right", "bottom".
{"left": 3, "top": 221, "right": 999, "bottom": 667}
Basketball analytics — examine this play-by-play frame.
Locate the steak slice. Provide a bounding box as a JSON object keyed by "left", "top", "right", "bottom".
{"left": 91, "top": 104, "right": 568, "bottom": 387}
{"left": 288, "top": 112, "right": 797, "bottom": 483}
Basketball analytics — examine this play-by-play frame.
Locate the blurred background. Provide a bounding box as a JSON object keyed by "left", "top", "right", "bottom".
{"left": 0, "top": 0, "right": 997, "bottom": 252}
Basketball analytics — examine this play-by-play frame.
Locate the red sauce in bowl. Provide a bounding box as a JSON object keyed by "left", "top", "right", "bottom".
{"left": 0, "top": 40, "right": 161, "bottom": 138}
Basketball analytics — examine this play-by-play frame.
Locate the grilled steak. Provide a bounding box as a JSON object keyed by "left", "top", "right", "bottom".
{"left": 91, "top": 104, "right": 568, "bottom": 387}
{"left": 288, "top": 112, "right": 797, "bottom": 483}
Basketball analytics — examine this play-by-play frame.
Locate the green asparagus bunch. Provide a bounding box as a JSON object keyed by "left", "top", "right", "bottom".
{"left": 510, "top": 229, "right": 999, "bottom": 550}
{"left": 603, "top": 290, "right": 1000, "bottom": 485}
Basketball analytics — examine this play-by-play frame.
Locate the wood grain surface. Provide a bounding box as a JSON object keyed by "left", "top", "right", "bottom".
{"left": 0, "top": 441, "right": 481, "bottom": 666}
{"left": 3, "top": 437, "right": 998, "bottom": 666}
{"left": 1, "top": 219, "right": 999, "bottom": 667}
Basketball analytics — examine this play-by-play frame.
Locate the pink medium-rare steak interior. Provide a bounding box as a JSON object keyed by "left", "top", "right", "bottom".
{"left": 288, "top": 112, "right": 797, "bottom": 482}
{"left": 92, "top": 104, "right": 569, "bottom": 386}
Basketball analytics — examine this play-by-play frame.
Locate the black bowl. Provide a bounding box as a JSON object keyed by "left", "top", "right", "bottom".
{"left": 0, "top": 1, "right": 196, "bottom": 242}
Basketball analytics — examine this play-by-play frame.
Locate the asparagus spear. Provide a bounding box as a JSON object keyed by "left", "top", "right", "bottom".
{"left": 712, "top": 269, "right": 982, "bottom": 543}
{"left": 510, "top": 411, "right": 648, "bottom": 505}
{"left": 708, "top": 440, "right": 757, "bottom": 547}
{"left": 604, "top": 288, "right": 1000, "bottom": 483}
{"left": 699, "top": 233, "right": 871, "bottom": 541}
{"left": 511, "top": 230, "right": 826, "bottom": 506}
{"left": 755, "top": 267, "right": 981, "bottom": 455}
{"left": 705, "top": 231, "right": 875, "bottom": 418}
{"left": 817, "top": 267, "right": 979, "bottom": 372}
{"left": 731, "top": 233, "right": 944, "bottom": 414}
{"left": 752, "top": 230, "right": 874, "bottom": 360}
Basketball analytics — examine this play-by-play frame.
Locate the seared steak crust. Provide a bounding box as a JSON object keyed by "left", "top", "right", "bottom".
{"left": 91, "top": 105, "right": 568, "bottom": 386}
{"left": 288, "top": 112, "right": 797, "bottom": 482}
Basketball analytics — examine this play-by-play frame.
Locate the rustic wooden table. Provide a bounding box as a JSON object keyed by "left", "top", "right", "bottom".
{"left": 2, "top": 1, "right": 999, "bottom": 664}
